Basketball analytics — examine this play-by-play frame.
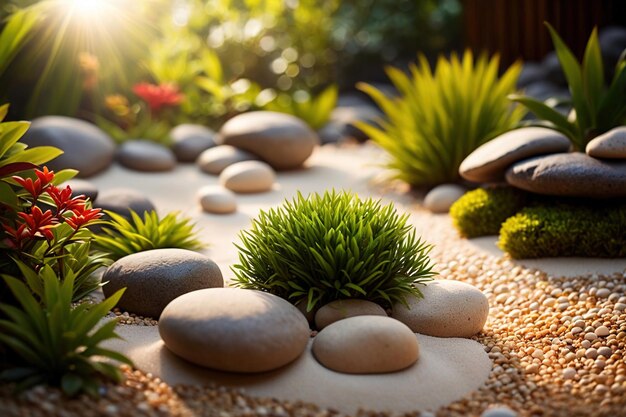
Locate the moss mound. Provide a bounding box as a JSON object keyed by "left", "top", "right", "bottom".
{"left": 499, "top": 203, "right": 626, "bottom": 259}
{"left": 449, "top": 187, "right": 528, "bottom": 238}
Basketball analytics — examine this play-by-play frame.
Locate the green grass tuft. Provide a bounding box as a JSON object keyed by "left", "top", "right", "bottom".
{"left": 95, "top": 210, "right": 205, "bottom": 261}
{"left": 232, "top": 190, "right": 437, "bottom": 311}
{"left": 357, "top": 51, "right": 525, "bottom": 188}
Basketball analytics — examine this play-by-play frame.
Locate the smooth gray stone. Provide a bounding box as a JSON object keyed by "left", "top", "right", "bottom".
{"left": 117, "top": 140, "right": 176, "bottom": 172}
{"left": 170, "top": 124, "right": 216, "bottom": 162}
{"left": 22, "top": 116, "right": 115, "bottom": 178}
{"left": 506, "top": 152, "right": 626, "bottom": 198}
{"left": 103, "top": 248, "right": 223, "bottom": 319}
{"left": 459, "top": 127, "right": 571, "bottom": 183}
{"left": 218, "top": 111, "right": 318, "bottom": 170}
{"left": 586, "top": 126, "right": 626, "bottom": 159}
{"left": 95, "top": 188, "right": 155, "bottom": 217}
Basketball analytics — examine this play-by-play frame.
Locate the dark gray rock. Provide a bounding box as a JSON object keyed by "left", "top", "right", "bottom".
{"left": 517, "top": 62, "right": 547, "bottom": 88}
{"left": 95, "top": 188, "right": 155, "bottom": 217}
{"left": 506, "top": 152, "right": 626, "bottom": 198}
{"left": 523, "top": 81, "right": 563, "bottom": 102}
{"left": 317, "top": 123, "right": 343, "bottom": 145}
{"left": 103, "top": 248, "right": 223, "bottom": 318}
{"left": 22, "top": 116, "right": 115, "bottom": 178}
{"left": 196, "top": 145, "right": 259, "bottom": 175}
{"left": 169, "top": 124, "right": 216, "bottom": 162}
{"left": 599, "top": 26, "right": 626, "bottom": 68}
{"left": 542, "top": 51, "right": 567, "bottom": 87}
{"left": 586, "top": 126, "right": 626, "bottom": 159}
{"left": 459, "top": 127, "right": 571, "bottom": 183}
{"left": 218, "top": 111, "right": 318, "bottom": 170}
{"left": 117, "top": 140, "right": 176, "bottom": 172}
{"left": 63, "top": 179, "right": 98, "bottom": 202}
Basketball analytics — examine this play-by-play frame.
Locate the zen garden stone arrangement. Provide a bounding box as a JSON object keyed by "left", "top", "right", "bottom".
{"left": 0, "top": 2, "right": 626, "bottom": 417}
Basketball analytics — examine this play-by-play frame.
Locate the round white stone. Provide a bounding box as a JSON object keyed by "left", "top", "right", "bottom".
{"left": 312, "top": 315, "right": 419, "bottom": 374}
{"left": 197, "top": 185, "right": 237, "bottom": 214}
{"left": 392, "top": 280, "right": 489, "bottom": 338}
{"left": 159, "top": 288, "right": 310, "bottom": 373}
{"left": 423, "top": 184, "right": 467, "bottom": 213}
{"left": 219, "top": 160, "right": 276, "bottom": 193}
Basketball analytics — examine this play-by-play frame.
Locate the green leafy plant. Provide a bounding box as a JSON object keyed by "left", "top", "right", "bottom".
{"left": 449, "top": 187, "right": 529, "bottom": 238}
{"left": 358, "top": 51, "right": 525, "bottom": 188}
{"left": 261, "top": 85, "right": 338, "bottom": 130}
{"left": 232, "top": 191, "right": 436, "bottom": 311}
{"left": 95, "top": 210, "right": 205, "bottom": 261}
{"left": 510, "top": 23, "right": 626, "bottom": 150}
{"left": 498, "top": 203, "right": 626, "bottom": 259}
{"left": 0, "top": 267, "right": 131, "bottom": 396}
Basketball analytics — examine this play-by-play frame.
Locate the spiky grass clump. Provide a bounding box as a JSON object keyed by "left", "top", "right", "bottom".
{"left": 232, "top": 191, "right": 436, "bottom": 311}
{"left": 95, "top": 210, "right": 205, "bottom": 261}
{"left": 358, "top": 51, "right": 525, "bottom": 188}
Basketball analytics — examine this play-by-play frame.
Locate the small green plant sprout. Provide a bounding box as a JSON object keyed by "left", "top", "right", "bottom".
{"left": 95, "top": 210, "right": 205, "bottom": 261}
{"left": 358, "top": 51, "right": 525, "bottom": 188}
{"left": 0, "top": 267, "right": 132, "bottom": 397}
{"left": 232, "top": 190, "right": 437, "bottom": 311}
{"left": 510, "top": 23, "right": 626, "bottom": 150}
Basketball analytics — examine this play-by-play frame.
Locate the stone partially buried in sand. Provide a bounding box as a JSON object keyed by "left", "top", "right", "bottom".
{"left": 21, "top": 116, "right": 115, "bottom": 178}
{"left": 392, "top": 280, "right": 489, "bottom": 338}
{"left": 218, "top": 111, "right": 318, "bottom": 170}
{"left": 586, "top": 126, "right": 626, "bottom": 159}
{"left": 117, "top": 140, "right": 176, "bottom": 172}
{"left": 459, "top": 127, "right": 571, "bottom": 183}
{"left": 423, "top": 184, "right": 467, "bottom": 213}
{"left": 103, "top": 248, "right": 223, "bottom": 319}
{"left": 219, "top": 160, "right": 275, "bottom": 193}
{"left": 197, "top": 145, "right": 259, "bottom": 175}
{"left": 170, "top": 124, "right": 216, "bottom": 162}
{"left": 159, "top": 288, "right": 310, "bottom": 373}
{"left": 312, "top": 316, "right": 419, "bottom": 374}
{"left": 314, "top": 299, "right": 386, "bottom": 330}
{"left": 197, "top": 185, "right": 237, "bottom": 214}
{"left": 506, "top": 152, "right": 626, "bottom": 198}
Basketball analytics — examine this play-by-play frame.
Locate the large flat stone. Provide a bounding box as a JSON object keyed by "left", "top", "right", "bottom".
{"left": 459, "top": 128, "right": 571, "bottom": 183}
{"left": 506, "top": 152, "right": 626, "bottom": 198}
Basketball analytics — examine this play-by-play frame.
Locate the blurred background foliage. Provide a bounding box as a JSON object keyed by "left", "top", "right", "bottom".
{"left": 0, "top": 0, "right": 462, "bottom": 128}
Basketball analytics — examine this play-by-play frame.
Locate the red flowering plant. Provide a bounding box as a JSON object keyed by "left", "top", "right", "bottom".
{"left": 95, "top": 82, "right": 184, "bottom": 145}
{"left": 0, "top": 166, "right": 111, "bottom": 302}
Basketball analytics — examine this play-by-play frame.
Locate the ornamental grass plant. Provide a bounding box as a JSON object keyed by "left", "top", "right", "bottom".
{"left": 510, "top": 24, "right": 626, "bottom": 150}
{"left": 232, "top": 191, "right": 436, "bottom": 311}
{"left": 95, "top": 210, "right": 205, "bottom": 261}
{"left": 358, "top": 51, "right": 525, "bottom": 188}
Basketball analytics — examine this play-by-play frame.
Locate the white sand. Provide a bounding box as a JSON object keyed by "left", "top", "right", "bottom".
{"left": 105, "top": 325, "right": 491, "bottom": 414}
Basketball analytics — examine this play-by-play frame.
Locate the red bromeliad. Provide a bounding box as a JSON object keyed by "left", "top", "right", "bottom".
{"left": 2, "top": 167, "right": 102, "bottom": 248}
{"left": 132, "top": 82, "right": 184, "bottom": 113}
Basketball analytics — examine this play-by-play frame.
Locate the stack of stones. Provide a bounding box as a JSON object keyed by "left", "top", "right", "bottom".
{"left": 459, "top": 126, "right": 626, "bottom": 199}
{"left": 154, "top": 279, "right": 489, "bottom": 375}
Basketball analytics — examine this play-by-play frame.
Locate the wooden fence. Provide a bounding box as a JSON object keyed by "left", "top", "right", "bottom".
{"left": 462, "top": 0, "right": 626, "bottom": 65}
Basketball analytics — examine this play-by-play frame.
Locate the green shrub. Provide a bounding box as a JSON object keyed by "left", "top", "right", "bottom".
{"left": 510, "top": 24, "right": 626, "bottom": 150}
{"left": 261, "top": 85, "right": 338, "bottom": 130}
{"left": 358, "top": 51, "right": 525, "bottom": 188}
{"left": 95, "top": 210, "right": 205, "bottom": 261}
{"left": 450, "top": 187, "right": 528, "bottom": 238}
{"left": 0, "top": 267, "right": 131, "bottom": 396}
{"left": 498, "top": 203, "right": 626, "bottom": 259}
{"left": 232, "top": 191, "right": 436, "bottom": 311}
